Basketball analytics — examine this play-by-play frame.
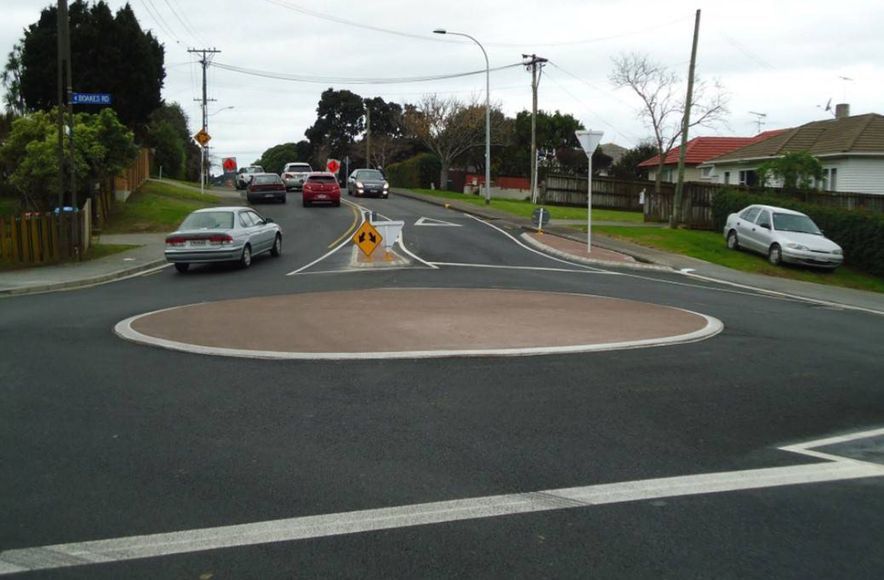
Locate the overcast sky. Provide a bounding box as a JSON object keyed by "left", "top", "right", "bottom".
{"left": 2, "top": 0, "right": 882, "bottom": 170}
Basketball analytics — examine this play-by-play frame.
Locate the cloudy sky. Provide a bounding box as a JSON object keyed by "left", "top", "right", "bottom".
{"left": 2, "top": 0, "right": 881, "bottom": 170}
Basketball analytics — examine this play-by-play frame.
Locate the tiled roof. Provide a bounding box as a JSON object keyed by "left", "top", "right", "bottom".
{"left": 709, "top": 113, "right": 884, "bottom": 162}
{"left": 638, "top": 132, "right": 784, "bottom": 168}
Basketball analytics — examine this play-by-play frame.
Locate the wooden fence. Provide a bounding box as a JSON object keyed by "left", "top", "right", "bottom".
{"left": 543, "top": 172, "right": 884, "bottom": 230}
{"left": 542, "top": 174, "right": 665, "bottom": 211}
{"left": 0, "top": 200, "right": 90, "bottom": 266}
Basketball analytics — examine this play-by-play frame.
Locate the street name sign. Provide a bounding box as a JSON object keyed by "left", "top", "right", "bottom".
{"left": 353, "top": 220, "right": 382, "bottom": 256}
{"left": 71, "top": 93, "right": 111, "bottom": 105}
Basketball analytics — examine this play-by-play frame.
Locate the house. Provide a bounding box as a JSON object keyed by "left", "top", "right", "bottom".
{"left": 638, "top": 133, "right": 784, "bottom": 183}
{"left": 700, "top": 105, "right": 884, "bottom": 194}
{"left": 598, "top": 142, "right": 628, "bottom": 176}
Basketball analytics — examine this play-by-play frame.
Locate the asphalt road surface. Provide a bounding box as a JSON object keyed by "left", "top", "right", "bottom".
{"left": 2, "top": 192, "right": 883, "bottom": 579}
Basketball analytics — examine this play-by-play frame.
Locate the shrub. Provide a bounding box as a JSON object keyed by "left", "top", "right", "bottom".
{"left": 713, "top": 189, "right": 884, "bottom": 277}
{"left": 385, "top": 153, "right": 441, "bottom": 189}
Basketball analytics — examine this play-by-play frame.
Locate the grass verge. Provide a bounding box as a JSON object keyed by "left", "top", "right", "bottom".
{"left": 592, "top": 225, "right": 884, "bottom": 293}
{"left": 409, "top": 188, "right": 643, "bottom": 223}
{"left": 104, "top": 180, "right": 222, "bottom": 233}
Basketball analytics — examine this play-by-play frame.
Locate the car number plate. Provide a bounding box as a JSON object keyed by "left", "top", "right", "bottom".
{"left": 264, "top": 193, "right": 274, "bottom": 198}
{"left": 190, "top": 240, "right": 205, "bottom": 246}
{"left": 317, "top": 194, "right": 327, "bottom": 199}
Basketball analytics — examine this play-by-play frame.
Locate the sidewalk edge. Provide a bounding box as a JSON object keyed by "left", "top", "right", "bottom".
{"left": 0, "top": 259, "right": 169, "bottom": 297}
{"left": 519, "top": 233, "right": 673, "bottom": 272}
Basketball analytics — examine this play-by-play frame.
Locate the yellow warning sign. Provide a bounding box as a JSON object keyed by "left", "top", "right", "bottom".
{"left": 194, "top": 129, "right": 211, "bottom": 146}
{"left": 353, "top": 220, "right": 382, "bottom": 256}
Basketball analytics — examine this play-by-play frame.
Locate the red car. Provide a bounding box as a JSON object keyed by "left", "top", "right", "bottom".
{"left": 302, "top": 172, "right": 341, "bottom": 207}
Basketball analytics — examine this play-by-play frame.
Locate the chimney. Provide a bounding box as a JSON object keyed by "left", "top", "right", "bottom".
{"left": 835, "top": 103, "right": 850, "bottom": 119}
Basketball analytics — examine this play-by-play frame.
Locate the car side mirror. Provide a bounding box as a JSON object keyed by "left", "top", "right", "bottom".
{"left": 264, "top": 218, "right": 274, "bottom": 224}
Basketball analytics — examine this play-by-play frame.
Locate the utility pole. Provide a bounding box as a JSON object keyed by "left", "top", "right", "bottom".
{"left": 365, "top": 106, "right": 371, "bottom": 168}
{"left": 56, "top": 0, "right": 75, "bottom": 254}
{"left": 671, "top": 9, "right": 700, "bottom": 228}
{"left": 188, "top": 48, "right": 220, "bottom": 192}
{"left": 523, "top": 54, "right": 547, "bottom": 204}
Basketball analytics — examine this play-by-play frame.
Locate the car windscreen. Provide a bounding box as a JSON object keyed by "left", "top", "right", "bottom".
{"left": 773, "top": 213, "right": 822, "bottom": 235}
{"left": 180, "top": 211, "right": 234, "bottom": 230}
{"left": 254, "top": 175, "right": 280, "bottom": 184}
{"left": 308, "top": 175, "right": 337, "bottom": 183}
{"left": 247, "top": 167, "right": 263, "bottom": 173}
{"left": 357, "top": 170, "right": 384, "bottom": 181}
{"left": 288, "top": 165, "right": 311, "bottom": 172}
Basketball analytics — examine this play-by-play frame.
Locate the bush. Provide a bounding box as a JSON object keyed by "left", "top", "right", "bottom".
{"left": 385, "top": 153, "right": 441, "bottom": 189}
{"left": 712, "top": 189, "right": 884, "bottom": 277}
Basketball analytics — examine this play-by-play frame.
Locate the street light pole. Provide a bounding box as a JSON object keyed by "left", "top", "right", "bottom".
{"left": 434, "top": 29, "right": 491, "bottom": 205}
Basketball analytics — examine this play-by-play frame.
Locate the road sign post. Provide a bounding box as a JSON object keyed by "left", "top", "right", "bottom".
{"left": 575, "top": 130, "right": 604, "bottom": 253}
{"left": 531, "top": 207, "right": 550, "bottom": 234}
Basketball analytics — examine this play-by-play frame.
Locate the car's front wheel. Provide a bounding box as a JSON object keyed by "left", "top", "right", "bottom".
{"left": 239, "top": 244, "right": 252, "bottom": 269}
{"left": 768, "top": 243, "right": 782, "bottom": 266}
{"left": 174, "top": 263, "right": 189, "bottom": 273}
{"left": 270, "top": 234, "right": 282, "bottom": 257}
{"left": 726, "top": 230, "right": 739, "bottom": 250}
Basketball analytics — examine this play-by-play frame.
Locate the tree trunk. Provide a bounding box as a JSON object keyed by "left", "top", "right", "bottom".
{"left": 439, "top": 163, "right": 449, "bottom": 192}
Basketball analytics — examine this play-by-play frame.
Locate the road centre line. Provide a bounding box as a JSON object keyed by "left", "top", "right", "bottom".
{"left": 326, "top": 203, "right": 361, "bottom": 249}
{"left": 2, "top": 428, "right": 881, "bottom": 575}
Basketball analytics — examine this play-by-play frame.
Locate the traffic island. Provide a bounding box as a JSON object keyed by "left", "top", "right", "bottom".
{"left": 115, "top": 288, "right": 723, "bottom": 360}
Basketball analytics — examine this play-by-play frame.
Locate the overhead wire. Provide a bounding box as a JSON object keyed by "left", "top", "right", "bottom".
{"left": 160, "top": 0, "right": 206, "bottom": 46}
{"left": 210, "top": 61, "right": 524, "bottom": 85}
{"left": 139, "top": 0, "right": 184, "bottom": 46}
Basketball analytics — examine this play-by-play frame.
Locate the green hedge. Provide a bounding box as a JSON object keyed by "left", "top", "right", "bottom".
{"left": 386, "top": 153, "right": 441, "bottom": 189}
{"left": 712, "top": 189, "right": 884, "bottom": 277}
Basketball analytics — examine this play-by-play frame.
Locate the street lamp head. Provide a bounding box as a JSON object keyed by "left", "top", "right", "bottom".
{"left": 433, "top": 29, "right": 447, "bottom": 34}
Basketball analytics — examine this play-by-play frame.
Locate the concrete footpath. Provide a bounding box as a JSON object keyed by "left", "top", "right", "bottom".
{"left": 393, "top": 188, "right": 884, "bottom": 314}
{"left": 0, "top": 234, "right": 168, "bottom": 296}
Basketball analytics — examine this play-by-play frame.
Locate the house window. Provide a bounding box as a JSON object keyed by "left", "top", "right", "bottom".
{"left": 700, "top": 167, "right": 713, "bottom": 179}
{"left": 828, "top": 168, "right": 837, "bottom": 191}
{"left": 724, "top": 171, "right": 730, "bottom": 185}
{"left": 739, "top": 170, "right": 758, "bottom": 187}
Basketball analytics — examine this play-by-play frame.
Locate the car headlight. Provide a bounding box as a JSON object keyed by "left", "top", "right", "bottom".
{"left": 356, "top": 181, "right": 364, "bottom": 188}
{"left": 383, "top": 182, "right": 389, "bottom": 189}
{"left": 785, "top": 242, "right": 809, "bottom": 251}
{"left": 833, "top": 248, "right": 843, "bottom": 255}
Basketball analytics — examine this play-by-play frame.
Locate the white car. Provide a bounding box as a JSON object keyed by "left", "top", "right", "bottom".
{"left": 281, "top": 162, "right": 313, "bottom": 191}
{"left": 165, "top": 207, "right": 282, "bottom": 273}
{"left": 235, "top": 165, "right": 265, "bottom": 190}
{"left": 723, "top": 204, "right": 843, "bottom": 269}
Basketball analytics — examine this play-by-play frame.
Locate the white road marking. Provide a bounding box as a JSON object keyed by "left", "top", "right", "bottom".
{"left": 286, "top": 235, "right": 353, "bottom": 276}
{"left": 2, "top": 428, "right": 881, "bottom": 575}
{"left": 112, "top": 301, "right": 722, "bottom": 361}
{"left": 397, "top": 236, "right": 438, "bottom": 269}
{"left": 415, "top": 216, "right": 462, "bottom": 227}
{"left": 429, "top": 262, "right": 616, "bottom": 275}
{"left": 464, "top": 214, "right": 610, "bottom": 273}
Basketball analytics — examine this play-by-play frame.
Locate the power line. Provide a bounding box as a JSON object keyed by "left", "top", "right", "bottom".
{"left": 209, "top": 61, "right": 524, "bottom": 85}
{"left": 139, "top": 0, "right": 184, "bottom": 46}
{"left": 160, "top": 0, "right": 205, "bottom": 45}
{"left": 542, "top": 67, "right": 640, "bottom": 144}
{"left": 261, "top": 0, "right": 690, "bottom": 49}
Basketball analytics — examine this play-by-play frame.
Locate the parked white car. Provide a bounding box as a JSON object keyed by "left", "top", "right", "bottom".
{"left": 723, "top": 204, "right": 843, "bottom": 269}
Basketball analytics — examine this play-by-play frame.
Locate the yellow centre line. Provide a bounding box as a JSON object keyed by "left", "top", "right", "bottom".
{"left": 327, "top": 202, "right": 361, "bottom": 249}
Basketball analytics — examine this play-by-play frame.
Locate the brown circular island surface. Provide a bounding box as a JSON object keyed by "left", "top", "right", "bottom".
{"left": 120, "top": 288, "right": 720, "bottom": 359}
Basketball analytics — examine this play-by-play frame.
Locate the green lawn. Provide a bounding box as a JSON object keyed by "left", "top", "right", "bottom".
{"left": 104, "top": 180, "right": 222, "bottom": 233}
{"left": 409, "top": 188, "right": 643, "bottom": 223}
{"left": 592, "top": 225, "right": 884, "bottom": 294}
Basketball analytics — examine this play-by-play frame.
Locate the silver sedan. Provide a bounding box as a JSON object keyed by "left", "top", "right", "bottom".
{"left": 723, "top": 204, "right": 843, "bottom": 269}
{"left": 164, "top": 206, "right": 282, "bottom": 273}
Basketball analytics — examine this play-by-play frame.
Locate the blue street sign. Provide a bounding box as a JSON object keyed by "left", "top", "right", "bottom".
{"left": 71, "top": 93, "right": 112, "bottom": 105}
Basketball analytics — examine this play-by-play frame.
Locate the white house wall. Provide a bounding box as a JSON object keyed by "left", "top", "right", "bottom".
{"left": 835, "top": 157, "right": 884, "bottom": 195}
